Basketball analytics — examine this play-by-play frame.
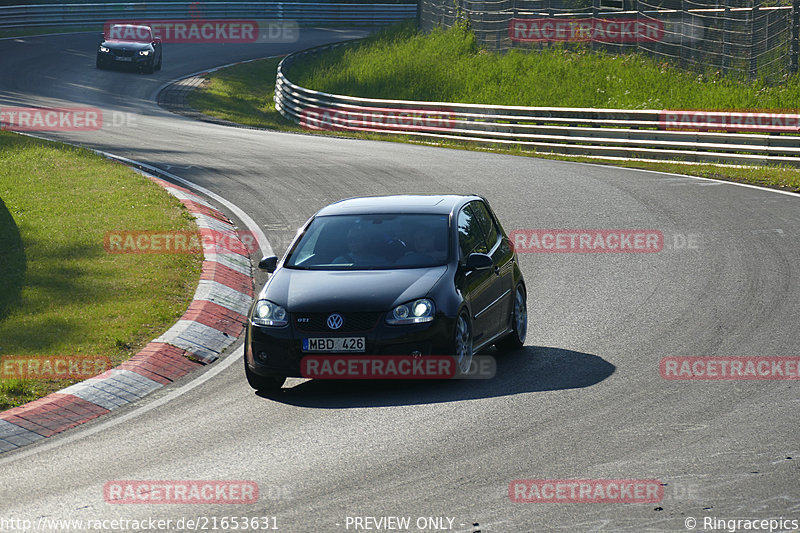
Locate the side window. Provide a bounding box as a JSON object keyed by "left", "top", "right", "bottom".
{"left": 470, "top": 201, "right": 501, "bottom": 250}
{"left": 457, "top": 204, "right": 488, "bottom": 258}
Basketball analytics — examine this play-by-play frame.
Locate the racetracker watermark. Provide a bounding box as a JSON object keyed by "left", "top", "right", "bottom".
{"left": 300, "top": 106, "right": 456, "bottom": 133}
{"left": 660, "top": 110, "right": 800, "bottom": 134}
{"left": 0, "top": 355, "right": 111, "bottom": 380}
{"left": 105, "top": 20, "right": 259, "bottom": 43}
{"left": 510, "top": 18, "right": 663, "bottom": 42}
{"left": 104, "top": 480, "right": 259, "bottom": 504}
{"left": 510, "top": 229, "right": 663, "bottom": 253}
{"left": 0, "top": 107, "right": 137, "bottom": 131}
{"left": 509, "top": 479, "right": 663, "bottom": 503}
{"left": 300, "top": 355, "right": 496, "bottom": 380}
{"left": 660, "top": 356, "right": 800, "bottom": 380}
{"left": 0, "top": 107, "right": 101, "bottom": 131}
{"left": 103, "top": 230, "right": 257, "bottom": 255}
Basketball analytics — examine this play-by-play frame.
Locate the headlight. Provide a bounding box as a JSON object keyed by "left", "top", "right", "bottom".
{"left": 252, "top": 300, "right": 288, "bottom": 327}
{"left": 387, "top": 298, "right": 434, "bottom": 325}
{"left": 99, "top": 46, "right": 110, "bottom": 53}
{"left": 138, "top": 50, "right": 151, "bottom": 56}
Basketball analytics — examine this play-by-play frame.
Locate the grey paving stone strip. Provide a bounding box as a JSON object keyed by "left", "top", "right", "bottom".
{"left": 0, "top": 420, "right": 45, "bottom": 450}
{"left": 191, "top": 280, "right": 253, "bottom": 316}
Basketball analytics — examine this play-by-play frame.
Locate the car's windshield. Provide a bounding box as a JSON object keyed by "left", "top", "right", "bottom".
{"left": 107, "top": 25, "right": 153, "bottom": 43}
{"left": 285, "top": 213, "right": 450, "bottom": 270}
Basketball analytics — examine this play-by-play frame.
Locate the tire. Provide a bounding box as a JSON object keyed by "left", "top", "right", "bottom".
{"left": 142, "top": 60, "right": 154, "bottom": 74}
{"left": 497, "top": 284, "right": 527, "bottom": 352}
{"left": 155, "top": 53, "right": 162, "bottom": 71}
{"left": 96, "top": 57, "right": 103, "bottom": 69}
{"left": 452, "top": 310, "right": 474, "bottom": 374}
{"left": 244, "top": 358, "right": 285, "bottom": 393}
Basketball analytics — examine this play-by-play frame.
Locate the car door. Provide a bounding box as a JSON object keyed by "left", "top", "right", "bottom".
{"left": 469, "top": 200, "right": 515, "bottom": 336}
{"left": 456, "top": 202, "right": 504, "bottom": 346}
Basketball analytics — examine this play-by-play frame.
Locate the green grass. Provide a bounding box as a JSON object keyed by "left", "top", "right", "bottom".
{"left": 289, "top": 22, "right": 800, "bottom": 111}
{"left": 185, "top": 22, "right": 800, "bottom": 193}
{"left": 0, "top": 132, "right": 202, "bottom": 409}
{"left": 187, "top": 57, "right": 297, "bottom": 130}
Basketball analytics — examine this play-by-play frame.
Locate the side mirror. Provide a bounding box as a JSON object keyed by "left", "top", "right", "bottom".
{"left": 258, "top": 255, "right": 278, "bottom": 273}
{"left": 465, "top": 253, "right": 493, "bottom": 272}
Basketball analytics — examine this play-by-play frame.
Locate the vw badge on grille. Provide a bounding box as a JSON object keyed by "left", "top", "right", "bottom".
{"left": 327, "top": 313, "right": 344, "bottom": 330}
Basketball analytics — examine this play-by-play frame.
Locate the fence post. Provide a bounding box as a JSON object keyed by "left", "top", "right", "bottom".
{"left": 592, "top": 0, "right": 599, "bottom": 52}
{"left": 792, "top": 0, "right": 799, "bottom": 74}
{"left": 679, "top": 0, "right": 687, "bottom": 68}
{"left": 635, "top": 0, "right": 639, "bottom": 54}
{"left": 749, "top": 0, "right": 759, "bottom": 79}
{"left": 722, "top": 0, "right": 730, "bottom": 75}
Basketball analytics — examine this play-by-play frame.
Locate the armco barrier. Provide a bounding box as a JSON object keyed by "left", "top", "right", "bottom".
{"left": 0, "top": 2, "right": 416, "bottom": 30}
{"left": 275, "top": 42, "right": 800, "bottom": 167}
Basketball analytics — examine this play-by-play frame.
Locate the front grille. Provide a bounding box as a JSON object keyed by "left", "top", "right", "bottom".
{"left": 113, "top": 49, "right": 136, "bottom": 57}
{"left": 293, "top": 312, "right": 382, "bottom": 333}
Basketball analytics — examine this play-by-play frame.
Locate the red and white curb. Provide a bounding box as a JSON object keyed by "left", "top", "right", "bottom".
{"left": 0, "top": 174, "right": 254, "bottom": 454}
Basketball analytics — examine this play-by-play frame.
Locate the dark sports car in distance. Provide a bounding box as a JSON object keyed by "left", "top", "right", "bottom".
{"left": 96, "top": 24, "right": 162, "bottom": 74}
{"left": 245, "top": 195, "right": 528, "bottom": 392}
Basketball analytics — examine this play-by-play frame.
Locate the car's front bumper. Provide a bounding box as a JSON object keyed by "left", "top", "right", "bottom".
{"left": 97, "top": 51, "right": 153, "bottom": 66}
{"left": 245, "top": 314, "right": 454, "bottom": 378}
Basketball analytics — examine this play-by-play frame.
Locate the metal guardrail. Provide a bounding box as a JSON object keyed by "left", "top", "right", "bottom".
{"left": 275, "top": 42, "right": 800, "bottom": 167}
{"left": 0, "top": 2, "right": 416, "bottom": 29}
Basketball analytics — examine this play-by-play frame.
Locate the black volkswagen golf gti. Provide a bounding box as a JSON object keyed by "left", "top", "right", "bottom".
{"left": 244, "top": 195, "right": 527, "bottom": 392}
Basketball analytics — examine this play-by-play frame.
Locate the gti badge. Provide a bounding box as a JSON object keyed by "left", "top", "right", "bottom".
{"left": 327, "top": 313, "right": 343, "bottom": 330}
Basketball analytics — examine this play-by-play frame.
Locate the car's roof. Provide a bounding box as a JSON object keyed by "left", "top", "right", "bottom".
{"left": 316, "top": 195, "right": 482, "bottom": 216}
{"left": 111, "top": 24, "right": 151, "bottom": 30}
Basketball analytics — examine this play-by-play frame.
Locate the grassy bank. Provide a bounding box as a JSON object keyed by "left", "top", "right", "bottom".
{"left": 0, "top": 132, "right": 202, "bottom": 409}
{"left": 290, "top": 23, "right": 800, "bottom": 111}
{"left": 186, "top": 23, "right": 800, "bottom": 192}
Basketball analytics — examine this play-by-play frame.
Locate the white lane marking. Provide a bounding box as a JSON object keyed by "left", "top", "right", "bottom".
{"left": 557, "top": 159, "right": 800, "bottom": 199}
{"left": 123, "top": 161, "right": 273, "bottom": 256}
{"left": 0, "top": 30, "right": 99, "bottom": 42}
{"left": 0, "top": 345, "right": 243, "bottom": 467}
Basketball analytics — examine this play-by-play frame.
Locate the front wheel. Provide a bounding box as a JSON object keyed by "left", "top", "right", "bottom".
{"left": 244, "top": 358, "right": 285, "bottom": 393}
{"left": 497, "top": 284, "right": 527, "bottom": 352}
{"left": 452, "top": 311, "right": 474, "bottom": 374}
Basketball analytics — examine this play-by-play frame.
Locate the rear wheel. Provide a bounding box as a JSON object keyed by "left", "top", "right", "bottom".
{"left": 497, "top": 284, "right": 527, "bottom": 352}
{"left": 244, "top": 358, "right": 285, "bottom": 393}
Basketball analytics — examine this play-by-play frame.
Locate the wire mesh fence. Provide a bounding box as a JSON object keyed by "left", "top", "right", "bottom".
{"left": 419, "top": 0, "right": 800, "bottom": 81}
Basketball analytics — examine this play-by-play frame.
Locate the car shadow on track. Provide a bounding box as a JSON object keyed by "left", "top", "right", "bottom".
{"left": 257, "top": 346, "right": 615, "bottom": 408}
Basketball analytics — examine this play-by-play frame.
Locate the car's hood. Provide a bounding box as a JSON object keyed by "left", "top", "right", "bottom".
{"left": 102, "top": 40, "right": 151, "bottom": 51}
{"left": 260, "top": 266, "right": 449, "bottom": 312}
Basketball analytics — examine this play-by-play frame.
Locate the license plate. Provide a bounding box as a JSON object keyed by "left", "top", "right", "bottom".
{"left": 114, "top": 56, "right": 132, "bottom": 62}
{"left": 302, "top": 337, "right": 365, "bottom": 353}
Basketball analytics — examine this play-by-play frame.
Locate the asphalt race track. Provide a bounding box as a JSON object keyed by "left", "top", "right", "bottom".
{"left": 1, "top": 29, "right": 799, "bottom": 532}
